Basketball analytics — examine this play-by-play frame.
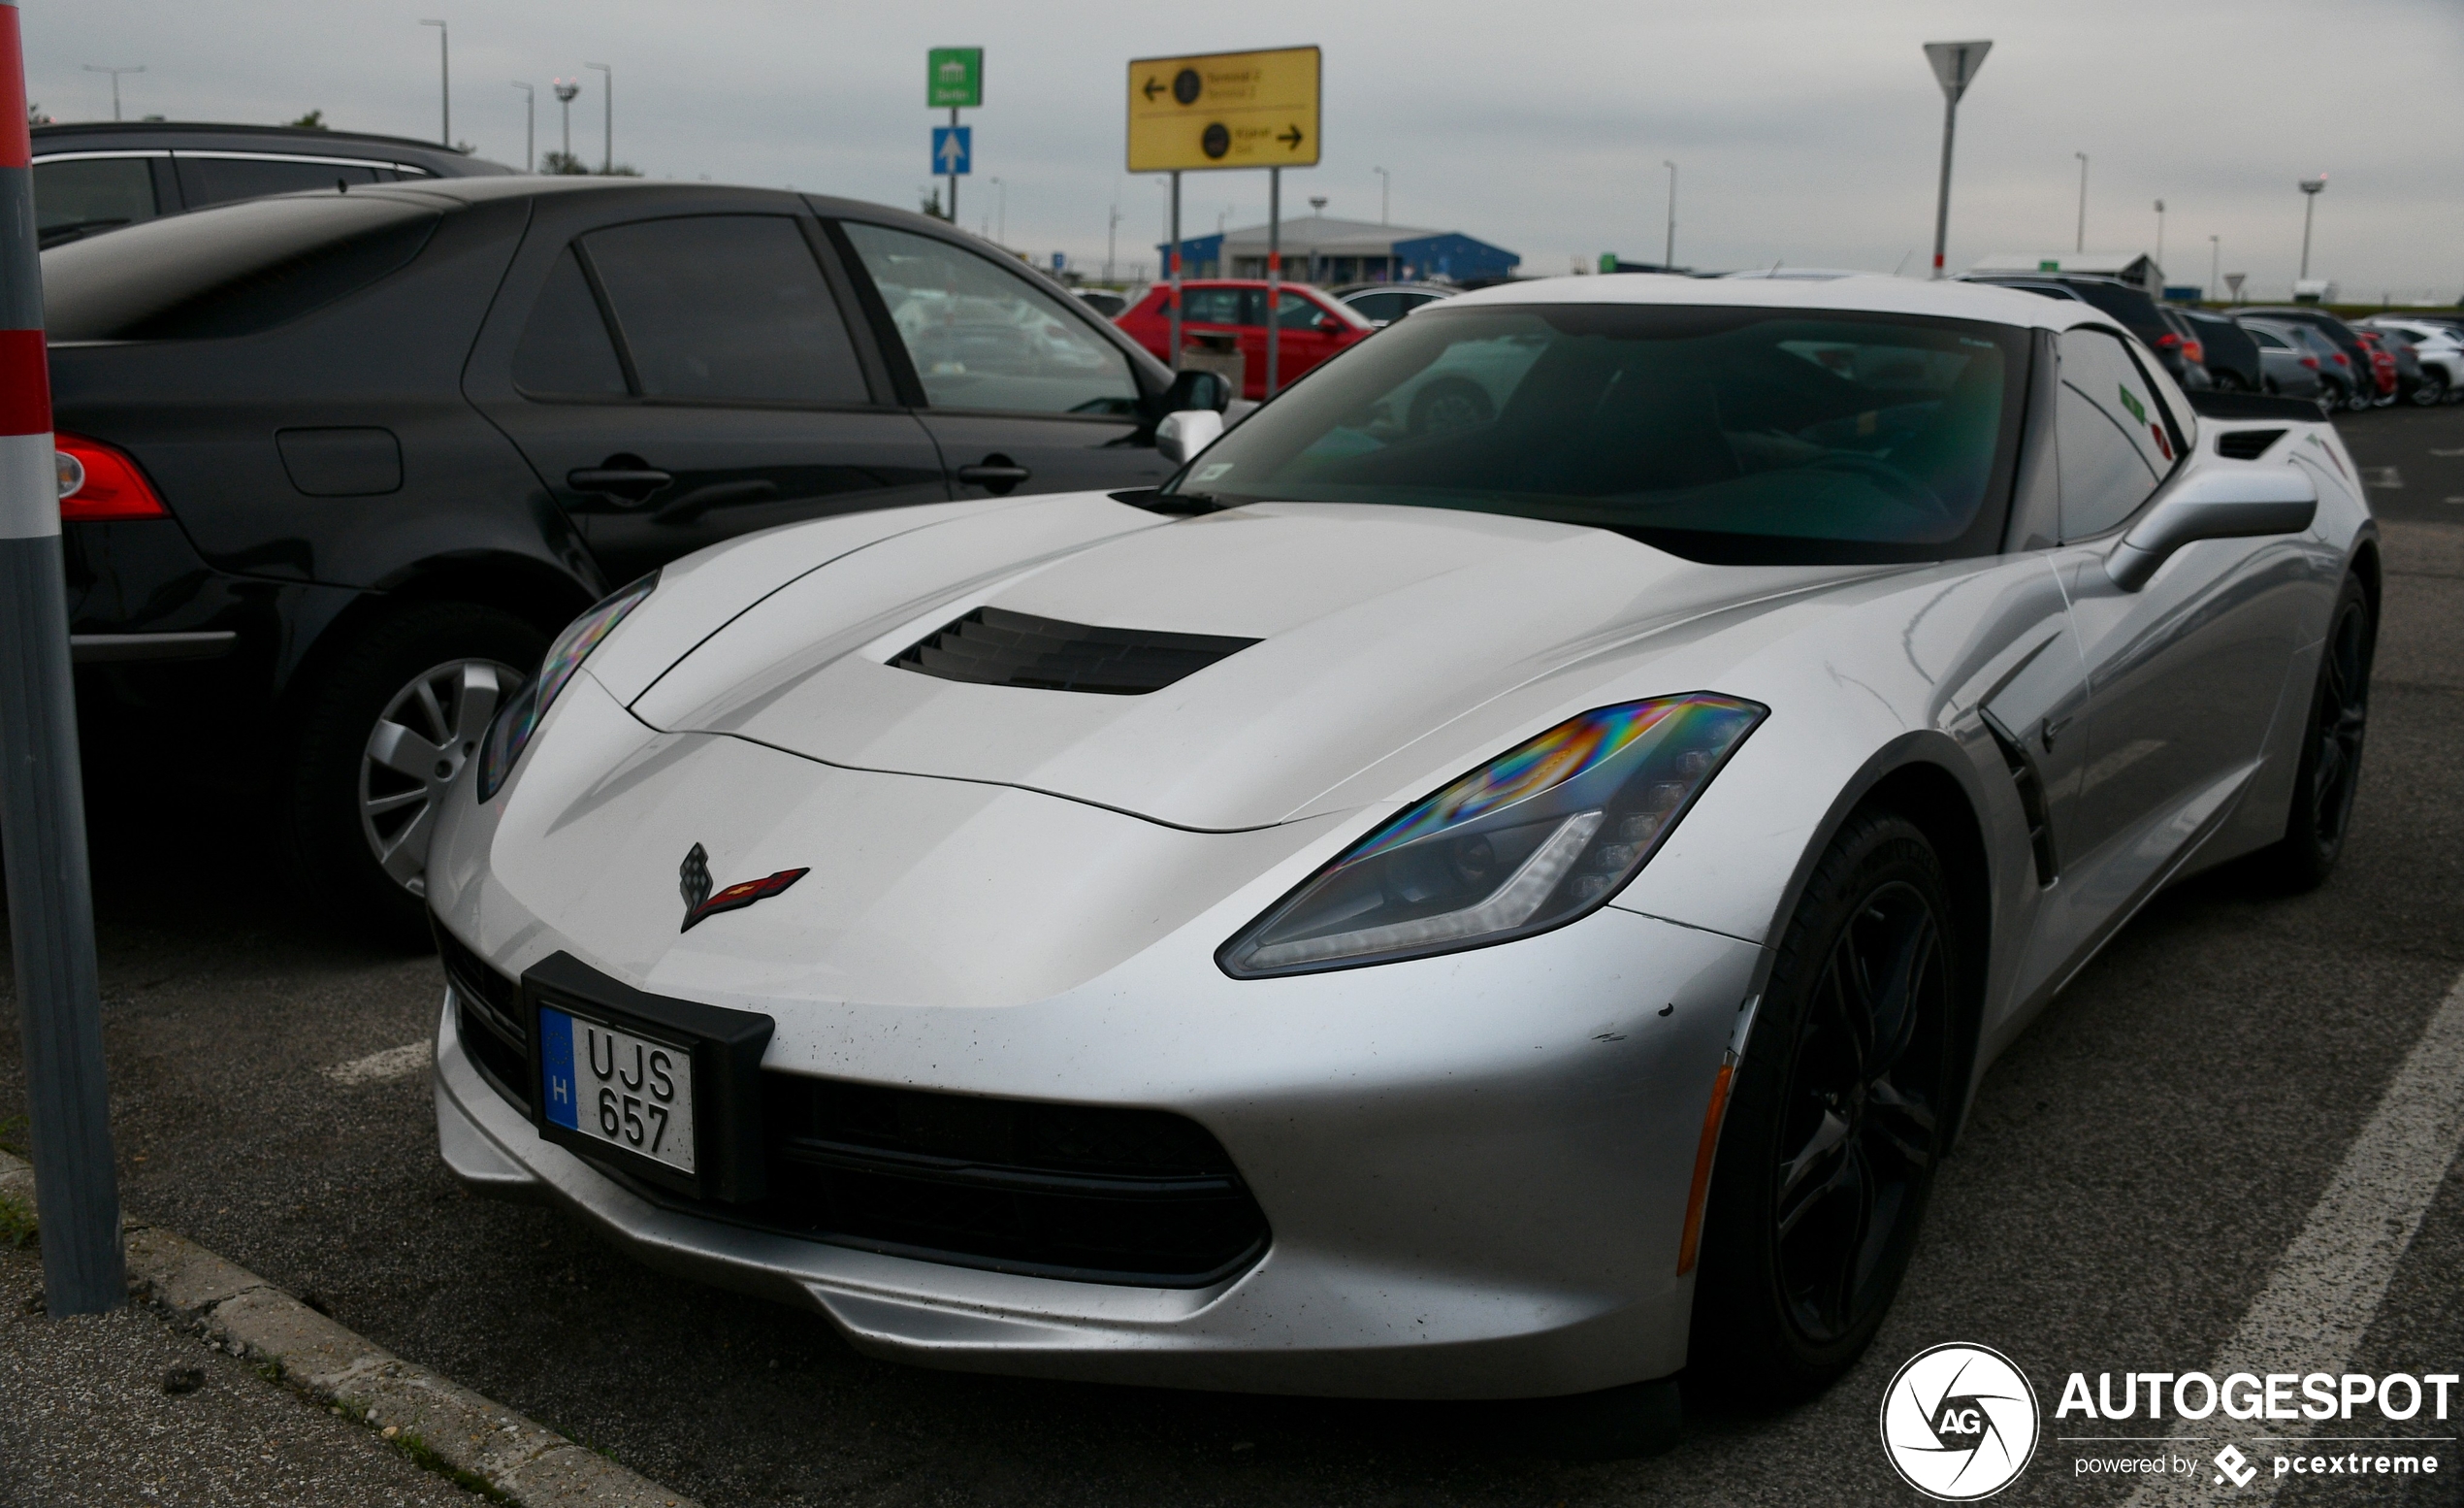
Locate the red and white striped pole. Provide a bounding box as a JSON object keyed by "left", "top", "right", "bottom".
{"left": 0, "top": 0, "right": 126, "bottom": 1315}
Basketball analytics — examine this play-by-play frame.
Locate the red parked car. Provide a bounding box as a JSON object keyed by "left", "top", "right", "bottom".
{"left": 1117, "top": 279, "right": 1375, "bottom": 400}
{"left": 2355, "top": 331, "right": 2401, "bottom": 403}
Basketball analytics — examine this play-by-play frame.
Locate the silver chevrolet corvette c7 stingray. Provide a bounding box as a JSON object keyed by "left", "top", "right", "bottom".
{"left": 424, "top": 273, "right": 2374, "bottom": 1412}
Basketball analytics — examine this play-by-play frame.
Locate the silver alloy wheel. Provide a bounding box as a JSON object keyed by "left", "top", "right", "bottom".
{"left": 359, "top": 658, "right": 522, "bottom": 897}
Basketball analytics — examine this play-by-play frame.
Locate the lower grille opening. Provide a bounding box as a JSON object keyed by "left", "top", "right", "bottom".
{"left": 436, "top": 920, "right": 533, "bottom": 1112}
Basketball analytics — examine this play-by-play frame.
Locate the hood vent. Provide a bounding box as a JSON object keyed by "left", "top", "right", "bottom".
{"left": 892, "top": 606, "right": 1260, "bottom": 696}
{"left": 2216, "top": 428, "right": 2286, "bottom": 461}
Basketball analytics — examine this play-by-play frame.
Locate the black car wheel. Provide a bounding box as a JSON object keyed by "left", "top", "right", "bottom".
{"left": 283, "top": 603, "right": 546, "bottom": 942}
{"left": 2412, "top": 376, "right": 2447, "bottom": 407}
{"left": 1688, "top": 808, "right": 1960, "bottom": 1404}
{"left": 2254, "top": 574, "right": 2373, "bottom": 892}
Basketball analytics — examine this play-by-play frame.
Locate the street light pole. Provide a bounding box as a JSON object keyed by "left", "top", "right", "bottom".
{"left": 2298, "top": 176, "right": 2328, "bottom": 281}
{"left": 1374, "top": 166, "right": 1389, "bottom": 226}
{"left": 1922, "top": 41, "right": 1990, "bottom": 280}
{"left": 5, "top": 0, "right": 127, "bottom": 1318}
{"left": 1105, "top": 201, "right": 1119, "bottom": 282}
{"left": 2154, "top": 198, "right": 2165, "bottom": 281}
{"left": 553, "top": 79, "right": 577, "bottom": 168}
{"left": 419, "top": 20, "right": 449, "bottom": 148}
{"left": 510, "top": 82, "right": 534, "bottom": 173}
{"left": 2209, "top": 234, "right": 2221, "bottom": 303}
{"left": 2074, "top": 152, "right": 2089, "bottom": 253}
{"left": 1662, "top": 159, "right": 1677, "bottom": 269}
{"left": 81, "top": 64, "right": 143, "bottom": 122}
{"left": 990, "top": 176, "right": 1005, "bottom": 245}
{"left": 585, "top": 63, "right": 610, "bottom": 174}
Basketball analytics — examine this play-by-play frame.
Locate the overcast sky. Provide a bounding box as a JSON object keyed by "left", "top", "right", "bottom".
{"left": 22, "top": 0, "right": 2464, "bottom": 301}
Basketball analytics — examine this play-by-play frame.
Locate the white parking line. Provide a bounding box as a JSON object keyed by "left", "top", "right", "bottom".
{"left": 323, "top": 1041, "right": 432, "bottom": 1086}
{"left": 2125, "top": 967, "right": 2464, "bottom": 1503}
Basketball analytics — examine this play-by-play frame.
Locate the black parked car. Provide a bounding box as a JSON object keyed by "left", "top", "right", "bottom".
{"left": 2176, "top": 307, "right": 2263, "bottom": 393}
{"left": 31, "top": 120, "right": 512, "bottom": 248}
{"left": 1960, "top": 272, "right": 2197, "bottom": 384}
{"left": 45, "top": 178, "right": 1223, "bottom": 935}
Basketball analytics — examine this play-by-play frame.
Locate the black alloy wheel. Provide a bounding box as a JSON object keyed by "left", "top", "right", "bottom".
{"left": 2256, "top": 574, "right": 2373, "bottom": 891}
{"left": 2412, "top": 376, "right": 2448, "bottom": 407}
{"left": 1689, "top": 809, "right": 1960, "bottom": 1404}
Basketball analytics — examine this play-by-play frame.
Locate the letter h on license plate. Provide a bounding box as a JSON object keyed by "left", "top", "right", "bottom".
{"left": 521, "top": 952, "right": 774, "bottom": 1203}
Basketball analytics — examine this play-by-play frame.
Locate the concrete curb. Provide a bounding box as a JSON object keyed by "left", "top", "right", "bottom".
{"left": 0, "top": 1150, "right": 696, "bottom": 1507}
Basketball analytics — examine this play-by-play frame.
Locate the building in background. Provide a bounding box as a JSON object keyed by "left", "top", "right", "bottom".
{"left": 1160, "top": 213, "right": 1518, "bottom": 286}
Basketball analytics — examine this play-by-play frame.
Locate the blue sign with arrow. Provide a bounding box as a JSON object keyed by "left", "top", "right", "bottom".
{"left": 932, "top": 125, "right": 972, "bottom": 177}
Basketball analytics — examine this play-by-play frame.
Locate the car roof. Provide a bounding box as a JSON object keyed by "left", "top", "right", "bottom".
{"left": 1443, "top": 271, "right": 2111, "bottom": 334}
{"left": 31, "top": 120, "right": 513, "bottom": 174}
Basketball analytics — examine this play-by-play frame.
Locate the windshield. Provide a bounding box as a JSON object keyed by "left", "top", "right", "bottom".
{"left": 1164, "top": 303, "right": 2029, "bottom": 564}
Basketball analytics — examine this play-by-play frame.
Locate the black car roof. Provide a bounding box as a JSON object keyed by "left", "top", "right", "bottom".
{"left": 32, "top": 120, "right": 514, "bottom": 176}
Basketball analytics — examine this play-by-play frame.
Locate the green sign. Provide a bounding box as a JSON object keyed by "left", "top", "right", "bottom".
{"left": 1600, "top": 252, "right": 1618, "bottom": 274}
{"left": 2037, "top": 258, "right": 2060, "bottom": 272}
{"left": 928, "top": 48, "right": 982, "bottom": 109}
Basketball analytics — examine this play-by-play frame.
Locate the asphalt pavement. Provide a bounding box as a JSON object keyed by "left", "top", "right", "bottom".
{"left": 4, "top": 402, "right": 2464, "bottom": 1506}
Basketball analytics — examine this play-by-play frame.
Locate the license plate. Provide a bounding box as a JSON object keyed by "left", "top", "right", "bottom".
{"left": 538, "top": 1005, "right": 697, "bottom": 1174}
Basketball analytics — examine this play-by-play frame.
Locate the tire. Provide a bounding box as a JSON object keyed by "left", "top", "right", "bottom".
{"left": 1407, "top": 377, "right": 1494, "bottom": 435}
{"left": 2250, "top": 574, "right": 2373, "bottom": 892}
{"left": 2262, "top": 377, "right": 2280, "bottom": 396}
{"left": 1687, "top": 808, "right": 1961, "bottom": 1405}
{"left": 2212, "top": 371, "right": 2247, "bottom": 394}
{"left": 2411, "top": 376, "right": 2447, "bottom": 407}
{"left": 280, "top": 602, "right": 546, "bottom": 944}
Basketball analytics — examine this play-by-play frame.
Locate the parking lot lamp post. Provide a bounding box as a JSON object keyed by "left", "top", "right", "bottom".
{"left": 2154, "top": 199, "right": 2165, "bottom": 279}
{"left": 1374, "top": 166, "right": 1388, "bottom": 226}
{"left": 511, "top": 82, "right": 534, "bottom": 173}
{"left": 420, "top": 20, "right": 448, "bottom": 148}
{"left": 2298, "top": 176, "right": 2327, "bottom": 280}
{"left": 991, "top": 176, "right": 1005, "bottom": 246}
{"left": 2210, "top": 235, "right": 2220, "bottom": 303}
{"left": 1105, "top": 201, "right": 1119, "bottom": 282}
{"left": 2074, "top": 152, "right": 2088, "bottom": 252}
{"left": 2, "top": 0, "right": 127, "bottom": 1317}
{"left": 553, "top": 79, "right": 577, "bottom": 166}
{"left": 586, "top": 63, "right": 610, "bottom": 173}
{"left": 1922, "top": 43, "right": 1989, "bottom": 279}
{"left": 1663, "top": 160, "right": 1676, "bottom": 270}
{"left": 80, "top": 64, "right": 143, "bottom": 122}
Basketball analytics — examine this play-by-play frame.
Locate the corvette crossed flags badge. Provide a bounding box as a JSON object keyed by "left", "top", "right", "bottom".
{"left": 677, "top": 842, "right": 808, "bottom": 932}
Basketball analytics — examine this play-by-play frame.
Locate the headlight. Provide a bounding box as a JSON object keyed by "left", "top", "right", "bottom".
{"left": 474, "top": 572, "right": 659, "bottom": 802}
{"left": 1218, "top": 693, "right": 1766, "bottom": 977}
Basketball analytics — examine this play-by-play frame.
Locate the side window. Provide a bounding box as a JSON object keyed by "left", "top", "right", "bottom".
{"left": 1275, "top": 291, "right": 1328, "bottom": 331}
{"left": 582, "top": 215, "right": 867, "bottom": 406}
{"left": 1182, "top": 287, "right": 1247, "bottom": 325}
{"left": 512, "top": 249, "right": 627, "bottom": 397}
{"left": 2248, "top": 328, "right": 2286, "bottom": 350}
{"left": 839, "top": 220, "right": 1139, "bottom": 415}
{"left": 33, "top": 157, "right": 161, "bottom": 246}
{"left": 2056, "top": 329, "right": 2172, "bottom": 540}
{"left": 1346, "top": 292, "right": 1404, "bottom": 324}
{"left": 175, "top": 155, "right": 380, "bottom": 209}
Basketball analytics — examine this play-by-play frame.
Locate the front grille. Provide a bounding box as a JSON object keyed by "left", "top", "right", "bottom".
{"left": 891, "top": 605, "right": 1259, "bottom": 695}
{"left": 731, "top": 1077, "right": 1270, "bottom": 1286}
{"left": 435, "top": 922, "right": 531, "bottom": 1111}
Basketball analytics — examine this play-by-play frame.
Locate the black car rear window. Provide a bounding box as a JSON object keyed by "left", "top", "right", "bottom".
{"left": 41, "top": 193, "right": 439, "bottom": 342}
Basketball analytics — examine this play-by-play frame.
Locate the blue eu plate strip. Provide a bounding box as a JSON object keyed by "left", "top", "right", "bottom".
{"left": 538, "top": 1005, "right": 578, "bottom": 1129}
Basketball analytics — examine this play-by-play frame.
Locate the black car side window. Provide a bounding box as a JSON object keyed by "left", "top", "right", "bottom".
{"left": 174, "top": 154, "right": 382, "bottom": 209}
{"left": 512, "top": 248, "right": 628, "bottom": 397}
{"left": 580, "top": 214, "right": 868, "bottom": 406}
{"left": 2056, "top": 328, "right": 2172, "bottom": 541}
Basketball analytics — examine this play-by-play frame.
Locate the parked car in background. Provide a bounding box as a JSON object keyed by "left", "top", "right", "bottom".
{"left": 1334, "top": 281, "right": 1457, "bottom": 328}
{"left": 1960, "top": 272, "right": 2197, "bottom": 384}
{"left": 2155, "top": 306, "right": 2214, "bottom": 388}
{"left": 2235, "top": 319, "right": 2328, "bottom": 403}
{"left": 1072, "top": 287, "right": 1129, "bottom": 318}
{"left": 31, "top": 120, "right": 512, "bottom": 247}
{"left": 2357, "top": 317, "right": 2464, "bottom": 403}
{"left": 2357, "top": 328, "right": 2440, "bottom": 406}
{"left": 2177, "top": 307, "right": 2262, "bottom": 393}
{"left": 2241, "top": 307, "right": 2378, "bottom": 412}
{"left": 1116, "top": 279, "right": 1375, "bottom": 399}
{"left": 44, "top": 178, "right": 1224, "bottom": 937}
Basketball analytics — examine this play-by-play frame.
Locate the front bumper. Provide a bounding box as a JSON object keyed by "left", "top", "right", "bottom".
{"left": 433, "top": 904, "right": 1765, "bottom": 1399}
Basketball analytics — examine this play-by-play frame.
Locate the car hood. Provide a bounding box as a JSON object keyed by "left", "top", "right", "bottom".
{"left": 626, "top": 494, "right": 1893, "bottom": 831}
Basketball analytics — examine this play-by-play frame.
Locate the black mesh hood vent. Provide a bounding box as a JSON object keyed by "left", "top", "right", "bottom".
{"left": 891, "top": 606, "right": 1259, "bottom": 696}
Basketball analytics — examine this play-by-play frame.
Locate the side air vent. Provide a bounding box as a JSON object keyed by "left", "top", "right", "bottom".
{"left": 892, "top": 606, "right": 1259, "bottom": 696}
{"left": 2216, "top": 429, "right": 2286, "bottom": 461}
{"left": 1980, "top": 711, "right": 2059, "bottom": 887}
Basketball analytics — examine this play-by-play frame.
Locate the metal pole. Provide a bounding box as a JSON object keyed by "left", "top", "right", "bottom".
{"left": 1105, "top": 202, "right": 1118, "bottom": 282}
{"left": 2154, "top": 199, "right": 2165, "bottom": 280}
{"left": 946, "top": 107, "right": 958, "bottom": 225}
{"left": 1375, "top": 166, "right": 1388, "bottom": 226}
{"left": 2298, "top": 179, "right": 2326, "bottom": 281}
{"left": 1929, "top": 97, "right": 1957, "bottom": 279}
{"left": 2, "top": 0, "right": 125, "bottom": 1318}
{"left": 2074, "top": 152, "right": 2088, "bottom": 253}
{"left": 2209, "top": 236, "right": 2220, "bottom": 303}
{"left": 511, "top": 82, "right": 534, "bottom": 173}
{"left": 1663, "top": 160, "right": 1677, "bottom": 269}
{"left": 1167, "top": 171, "right": 1182, "bottom": 373}
{"left": 420, "top": 20, "right": 449, "bottom": 147}
{"left": 587, "top": 63, "right": 610, "bottom": 173}
{"left": 82, "top": 65, "right": 144, "bottom": 123}
{"left": 1266, "top": 167, "right": 1281, "bottom": 398}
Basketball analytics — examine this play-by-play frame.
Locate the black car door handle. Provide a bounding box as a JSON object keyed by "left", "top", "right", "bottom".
{"left": 956, "top": 461, "right": 1032, "bottom": 490}
{"left": 653, "top": 479, "right": 780, "bottom": 525}
{"left": 567, "top": 467, "right": 673, "bottom": 502}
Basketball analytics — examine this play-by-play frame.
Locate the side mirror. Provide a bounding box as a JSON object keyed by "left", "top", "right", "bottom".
{"left": 1154, "top": 369, "right": 1230, "bottom": 416}
{"left": 2104, "top": 465, "right": 2318, "bottom": 591}
{"left": 1316, "top": 314, "right": 1346, "bottom": 334}
{"left": 1155, "top": 409, "right": 1225, "bottom": 467}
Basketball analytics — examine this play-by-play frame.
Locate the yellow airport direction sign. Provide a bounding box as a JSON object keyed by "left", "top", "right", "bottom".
{"left": 1126, "top": 46, "right": 1320, "bottom": 174}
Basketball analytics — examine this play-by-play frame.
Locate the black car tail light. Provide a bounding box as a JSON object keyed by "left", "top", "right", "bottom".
{"left": 54, "top": 433, "right": 169, "bottom": 521}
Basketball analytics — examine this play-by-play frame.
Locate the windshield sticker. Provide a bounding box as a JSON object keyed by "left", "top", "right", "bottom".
{"left": 1195, "top": 463, "right": 1235, "bottom": 482}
